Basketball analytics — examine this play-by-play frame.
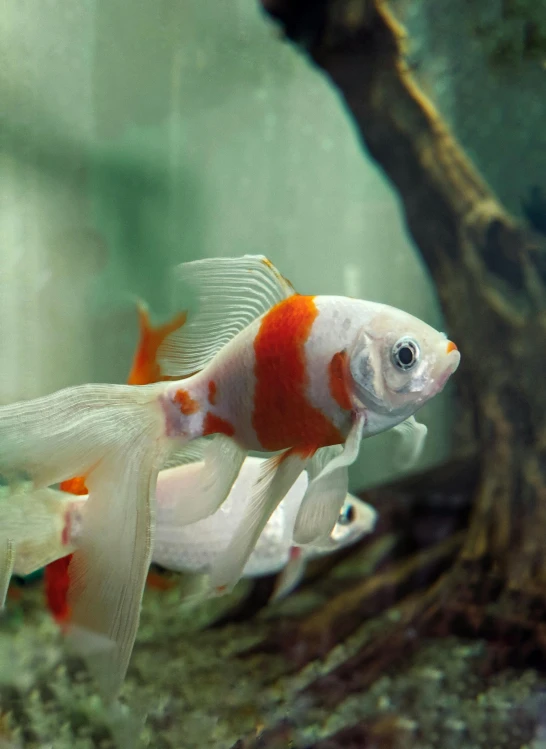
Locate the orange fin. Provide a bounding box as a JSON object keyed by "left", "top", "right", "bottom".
{"left": 146, "top": 569, "right": 177, "bottom": 591}
{"left": 7, "top": 585, "right": 22, "bottom": 602}
{"left": 44, "top": 475, "right": 88, "bottom": 623}
{"left": 127, "top": 302, "right": 187, "bottom": 386}
{"left": 44, "top": 555, "right": 73, "bottom": 627}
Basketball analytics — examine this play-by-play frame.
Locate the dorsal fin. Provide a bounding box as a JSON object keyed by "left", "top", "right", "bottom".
{"left": 158, "top": 255, "right": 296, "bottom": 377}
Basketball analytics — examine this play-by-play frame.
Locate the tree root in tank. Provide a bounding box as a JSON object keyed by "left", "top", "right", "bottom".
{"left": 230, "top": 0, "right": 546, "bottom": 745}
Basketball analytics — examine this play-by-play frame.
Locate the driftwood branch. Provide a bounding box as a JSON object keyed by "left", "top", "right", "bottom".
{"left": 236, "top": 2, "right": 546, "bottom": 746}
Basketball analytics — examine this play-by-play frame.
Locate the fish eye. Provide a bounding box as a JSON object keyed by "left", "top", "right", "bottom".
{"left": 392, "top": 337, "right": 420, "bottom": 371}
{"left": 338, "top": 503, "right": 355, "bottom": 525}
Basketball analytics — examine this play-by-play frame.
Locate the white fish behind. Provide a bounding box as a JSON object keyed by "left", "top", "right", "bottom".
{"left": 153, "top": 456, "right": 376, "bottom": 589}
{"left": 2, "top": 457, "right": 376, "bottom": 604}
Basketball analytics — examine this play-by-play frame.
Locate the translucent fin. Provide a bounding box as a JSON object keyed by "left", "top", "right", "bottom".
{"left": 208, "top": 449, "right": 307, "bottom": 594}
{"left": 392, "top": 416, "right": 427, "bottom": 470}
{"left": 158, "top": 255, "right": 296, "bottom": 377}
{"left": 0, "top": 540, "right": 15, "bottom": 609}
{"left": 161, "top": 437, "right": 211, "bottom": 470}
{"left": 66, "top": 423, "right": 168, "bottom": 701}
{"left": 307, "top": 445, "right": 343, "bottom": 481}
{"left": 177, "top": 572, "right": 215, "bottom": 605}
{"left": 157, "top": 435, "right": 246, "bottom": 526}
{"left": 293, "top": 414, "right": 365, "bottom": 546}
{"left": 8, "top": 488, "right": 77, "bottom": 576}
{"left": 0, "top": 382, "right": 170, "bottom": 701}
{"left": 271, "top": 548, "right": 306, "bottom": 602}
{"left": 0, "top": 382, "right": 165, "bottom": 488}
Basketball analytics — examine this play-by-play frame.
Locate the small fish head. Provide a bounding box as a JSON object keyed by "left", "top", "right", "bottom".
{"left": 348, "top": 306, "right": 460, "bottom": 420}
{"left": 329, "top": 495, "right": 377, "bottom": 547}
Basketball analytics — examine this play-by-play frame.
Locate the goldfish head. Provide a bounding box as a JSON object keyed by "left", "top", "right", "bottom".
{"left": 302, "top": 495, "right": 377, "bottom": 557}
{"left": 329, "top": 495, "right": 377, "bottom": 547}
{"left": 347, "top": 304, "right": 460, "bottom": 422}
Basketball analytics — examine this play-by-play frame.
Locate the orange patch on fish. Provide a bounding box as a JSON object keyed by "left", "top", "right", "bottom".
{"left": 44, "top": 555, "right": 72, "bottom": 625}
{"left": 45, "top": 475, "right": 88, "bottom": 624}
{"left": 252, "top": 295, "right": 344, "bottom": 451}
{"left": 60, "top": 476, "right": 88, "bottom": 495}
{"left": 291, "top": 446, "right": 317, "bottom": 460}
{"left": 208, "top": 381, "right": 217, "bottom": 405}
{"left": 174, "top": 388, "right": 200, "bottom": 415}
{"left": 127, "top": 303, "right": 187, "bottom": 386}
{"left": 270, "top": 446, "right": 311, "bottom": 467}
{"left": 446, "top": 340, "right": 458, "bottom": 354}
{"left": 203, "top": 412, "right": 235, "bottom": 437}
{"left": 328, "top": 351, "right": 352, "bottom": 411}
{"left": 146, "top": 570, "right": 177, "bottom": 591}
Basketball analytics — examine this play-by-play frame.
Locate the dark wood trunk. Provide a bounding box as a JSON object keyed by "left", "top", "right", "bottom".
{"left": 235, "top": 1, "right": 546, "bottom": 745}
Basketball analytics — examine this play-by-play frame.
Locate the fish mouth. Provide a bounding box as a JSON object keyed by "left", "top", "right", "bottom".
{"left": 433, "top": 354, "right": 460, "bottom": 396}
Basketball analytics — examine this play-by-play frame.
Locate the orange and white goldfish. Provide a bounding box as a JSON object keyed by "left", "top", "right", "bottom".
{"left": 36, "top": 306, "right": 375, "bottom": 622}
{"left": 0, "top": 255, "right": 460, "bottom": 698}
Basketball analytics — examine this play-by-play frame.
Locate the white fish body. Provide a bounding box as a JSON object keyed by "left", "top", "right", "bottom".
{"left": 152, "top": 456, "right": 303, "bottom": 576}
{"left": 3, "top": 456, "right": 376, "bottom": 597}
{"left": 152, "top": 456, "right": 375, "bottom": 581}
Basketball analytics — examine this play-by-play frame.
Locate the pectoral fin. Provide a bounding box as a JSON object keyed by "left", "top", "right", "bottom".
{"left": 271, "top": 547, "right": 306, "bottom": 601}
{"left": 270, "top": 546, "right": 307, "bottom": 602}
{"left": 208, "top": 449, "right": 308, "bottom": 594}
{"left": 392, "top": 416, "right": 427, "bottom": 470}
{"left": 160, "top": 435, "right": 246, "bottom": 526}
{"left": 293, "top": 413, "right": 365, "bottom": 546}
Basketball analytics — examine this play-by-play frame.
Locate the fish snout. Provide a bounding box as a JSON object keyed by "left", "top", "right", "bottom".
{"left": 446, "top": 342, "right": 461, "bottom": 374}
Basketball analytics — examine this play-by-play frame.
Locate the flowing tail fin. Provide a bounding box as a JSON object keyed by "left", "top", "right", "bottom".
{"left": 0, "top": 485, "right": 79, "bottom": 610}
{"left": 42, "top": 301, "right": 188, "bottom": 623}
{"left": 0, "top": 382, "right": 171, "bottom": 700}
